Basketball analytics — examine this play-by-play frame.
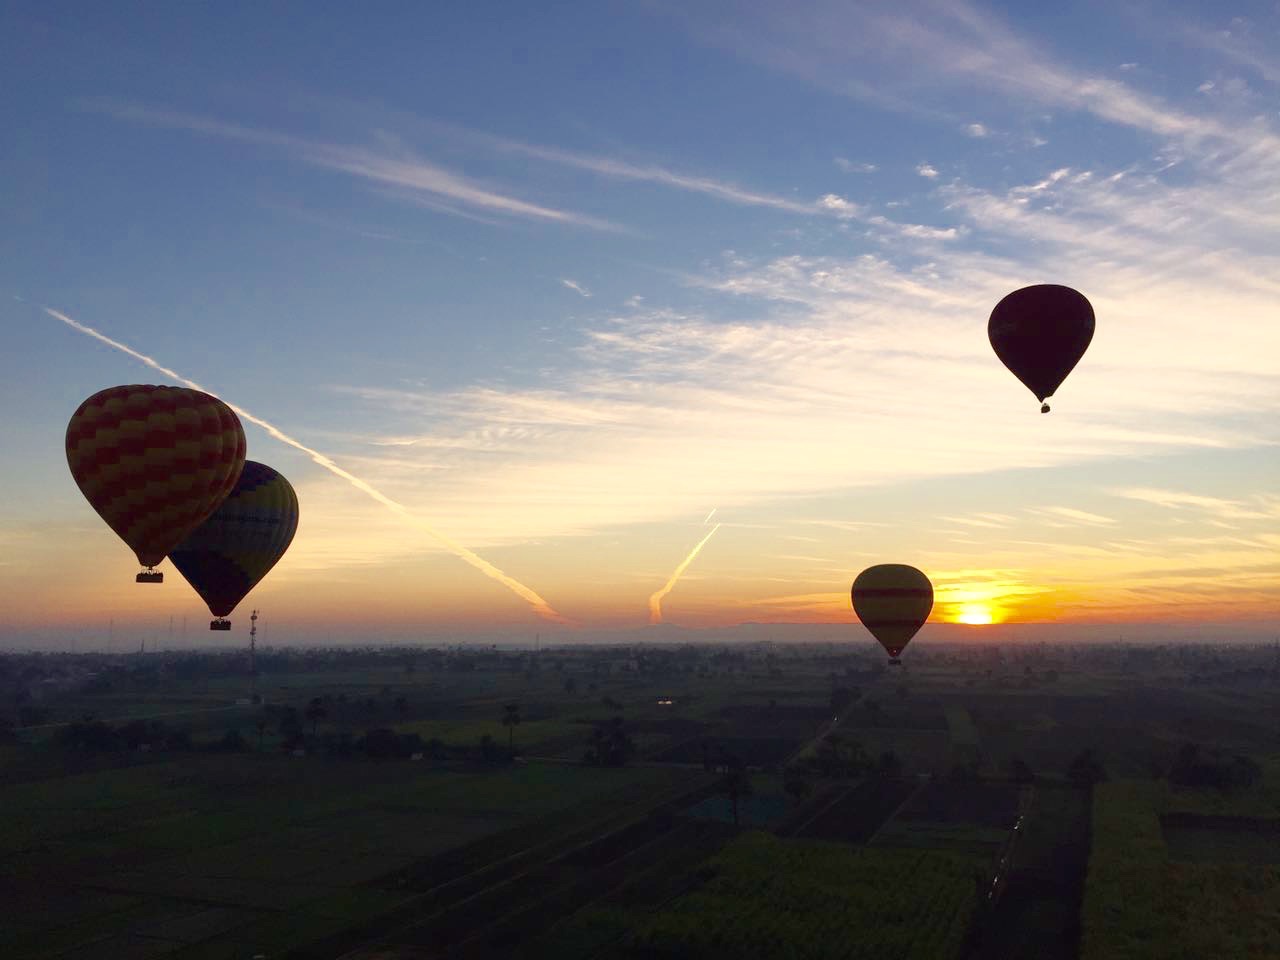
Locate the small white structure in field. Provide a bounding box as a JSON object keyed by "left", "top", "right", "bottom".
{"left": 410, "top": 752, "right": 424, "bottom": 761}
{"left": 292, "top": 748, "right": 306, "bottom": 758}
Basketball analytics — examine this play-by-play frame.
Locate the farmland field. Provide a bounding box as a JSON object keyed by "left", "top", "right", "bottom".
{"left": 619, "top": 832, "right": 981, "bottom": 960}
{"left": 0, "top": 754, "right": 696, "bottom": 959}
{"left": 793, "top": 778, "right": 916, "bottom": 843}
{"left": 1160, "top": 813, "right": 1280, "bottom": 864}
{"left": 7, "top": 642, "right": 1280, "bottom": 959}
{"left": 653, "top": 736, "right": 800, "bottom": 767}
{"left": 1082, "top": 780, "right": 1280, "bottom": 960}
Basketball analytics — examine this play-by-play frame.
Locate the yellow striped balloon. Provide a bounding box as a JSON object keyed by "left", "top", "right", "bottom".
{"left": 851, "top": 564, "right": 934, "bottom": 664}
{"left": 66, "top": 385, "right": 246, "bottom": 574}
{"left": 169, "top": 461, "right": 299, "bottom": 624}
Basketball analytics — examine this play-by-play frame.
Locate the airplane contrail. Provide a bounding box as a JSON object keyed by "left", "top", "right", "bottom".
{"left": 648, "top": 522, "right": 721, "bottom": 625}
{"left": 703, "top": 507, "right": 717, "bottom": 524}
{"left": 43, "top": 306, "right": 570, "bottom": 625}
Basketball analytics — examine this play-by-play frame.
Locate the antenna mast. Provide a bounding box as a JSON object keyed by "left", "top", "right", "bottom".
{"left": 249, "top": 610, "right": 259, "bottom": 699}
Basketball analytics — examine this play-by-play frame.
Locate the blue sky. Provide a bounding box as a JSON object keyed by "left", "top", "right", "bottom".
{"left": 2, "top": 1, "right": 1277, "bottom": 646}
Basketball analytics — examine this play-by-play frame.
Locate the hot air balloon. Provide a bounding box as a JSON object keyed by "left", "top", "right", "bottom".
{"left": 851, "top": 564, "right": 933, "bottom": 665}
{"left": 66, "top": 385, "right": 246, "bottom": 582}
{"left": 988, "top": 284, "right": 1094, "bottom": 413}
{"left": 169, "top": 461, "right": 298, "bottom": 630}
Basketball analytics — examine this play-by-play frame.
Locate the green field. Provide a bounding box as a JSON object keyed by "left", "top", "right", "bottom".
{"left": 7, "top": 642, "right": 1280, "bottom": 959}
{"left": 622, "top": 831, "right": 981, "bottom": 960}
{"left": 1082, "top": 780, "right": 1280, "bottom": 960}
{"left": 0, "top": 754, "right": 694, "bottom": 959}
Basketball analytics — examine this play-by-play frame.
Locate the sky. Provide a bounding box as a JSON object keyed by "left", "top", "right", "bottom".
{"left": 2, "top": 1, "right": 1277, "bottom": 649}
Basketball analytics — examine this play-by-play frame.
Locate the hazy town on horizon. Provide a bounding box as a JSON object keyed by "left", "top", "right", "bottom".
{"left": 6, "top": 620, "right": 1280, "bottom": 655}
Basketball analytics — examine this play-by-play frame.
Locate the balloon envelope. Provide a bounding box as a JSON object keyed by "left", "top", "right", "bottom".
{"left": 988, "top": 284, "right": 1094, "bottom": 405}
{"left": 169, "top": 461, "right": 299, "bottom": 618}
{"left": 66, "top": 385, "right": 246, "bottom": 569}
{"left": 851, "top": 564, "right": 934, "bottom": 660}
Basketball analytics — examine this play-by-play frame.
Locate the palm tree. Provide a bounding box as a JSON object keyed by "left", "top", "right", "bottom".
{"left": 304, "top": 697, "right": 327, "bottom": 737}
{"left": 501, "top": 703, "right": 521, "bottom": 754}
{"left": 721, "top": 756, "right": 753, "bottom": 827}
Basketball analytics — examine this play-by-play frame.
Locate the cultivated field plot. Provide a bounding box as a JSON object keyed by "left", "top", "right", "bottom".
{"left": 653, "top": 736, "right": 800, "bottom": 767}
{"left": 683, "top": 775, "right": 792, "bottom": 828}
{"left": 840, "top": 699, "right": 950, "bottom": 731}
{"left": 715, "top": 703, "right": 830, "bottom": 738}
{"left": 837, "top": 726, "right": 954, "bottom": 775}
{"left": 1160, "top": 813, "right": 1280, "bottom": 865}
{"left": 0, "top": 755, "right": 689, "bottom": 959}
{"left": 793, "top": 778, "right": 916, "bottom": 843}
{"left": 395, "top": 715, "right": 588, "bottom": 750}
{"left": 1082, "top": 780, "right": 1280, "bottom": 960}
{"left": 618, "top": 832, "right": 980, "bottom": 960}
{"left": 897, "top": 782, "right": 1023, "bottom": 828}
{"left": 961, "top": 784, "right": 1090, "bottom": 960}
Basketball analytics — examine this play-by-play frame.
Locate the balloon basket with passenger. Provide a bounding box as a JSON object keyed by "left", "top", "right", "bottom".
{"left": 210, "top": 619, "right": 232, "bottom": 631}
{"left": 136, "top": 569, "right": 163, "bottom": 583}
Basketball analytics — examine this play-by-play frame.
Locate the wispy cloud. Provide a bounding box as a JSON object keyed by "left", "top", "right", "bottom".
{"left": 1032, "top": 507, "right": 1117, "bottom": 526}
{"left": 668, "top": 0, "right": 1274, "bottom": 149}
{"left": 916, "top": 163, "right": 939, "bottom": 178}
{"left": 1179, "top": 16, "right": 1280, "bottom": 88}
{"left": 965, "top": 122, "right": 988, "bottom": 137}
{"left": 41, "top": 305, "right": 570, "bottom": 624}
{"left": 942, "top": 515, "right": 1012, "bottom": 529}
{"left": 1110, "top": 488, "right": 1275, "bottom": 522}
{"left": 835, "top": 157, "right": 878, "bottom": 173}
{"left": 88, "top": 100, "right": 616, "bottom": 231}
{"left": 560, "top": 278, "right": 592, "bottom": 298}
{"left": 93, "top": 99, "right": 914, "bottom": 230}
{"left": 481, "top": 131, "right": 834, "bottom": 216}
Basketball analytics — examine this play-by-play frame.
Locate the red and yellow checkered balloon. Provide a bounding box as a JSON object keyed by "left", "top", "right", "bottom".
{"left": 66, "top": 385, "right": 246, "bottom": 570}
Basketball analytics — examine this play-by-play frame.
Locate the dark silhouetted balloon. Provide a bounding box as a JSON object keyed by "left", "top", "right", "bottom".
{"left": 66, "top": 385, "right": 246, "bottom": 581}
{"left": 851, "top": 564, "right": 934, "bottom": 665}
{"left": 989, "top": 284, "right": 1094, "bottom": 413}
{"left": 169, "top": 461, "right": 298, "bottom": 628}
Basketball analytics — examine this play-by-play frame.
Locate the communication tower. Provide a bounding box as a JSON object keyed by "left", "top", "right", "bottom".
{"left": 249, "top": 610, "right": 259, "bottom": 699}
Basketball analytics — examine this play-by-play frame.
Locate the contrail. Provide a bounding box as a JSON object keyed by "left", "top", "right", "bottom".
{"left": 648, "top": 522, "right": 721, "bottom": 625}
{"left": 703, "top": 507, "right": 717, "bottom": 524}
{"left": 44, "top": 306, "right": 570, "bottom": 624}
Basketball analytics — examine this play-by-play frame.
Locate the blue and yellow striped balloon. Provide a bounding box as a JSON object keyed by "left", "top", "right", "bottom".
{"left": 169, "top": 461, "right": 298, "bottom": 622}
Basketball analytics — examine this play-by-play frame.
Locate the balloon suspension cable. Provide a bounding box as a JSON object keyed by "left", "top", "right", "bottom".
{"left": 1040, "top": 402, "right": 1050, "bottom": 414}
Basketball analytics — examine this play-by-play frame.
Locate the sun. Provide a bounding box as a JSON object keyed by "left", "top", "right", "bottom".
{"left": 956, "top": 604, "right": 995, "bottom": 625}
